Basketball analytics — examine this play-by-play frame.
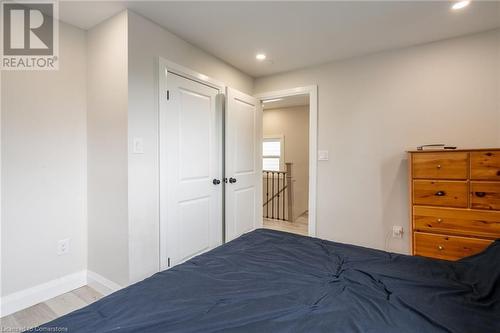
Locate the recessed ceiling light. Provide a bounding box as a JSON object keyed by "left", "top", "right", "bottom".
{"left": 262, "top": 98, "right": 283, "bottom": 103}
{"left": 452, "top": 1, "right": 470, "bottom": 10}
{"left": 256, "top": 53, "right": 266, "bottom": 61}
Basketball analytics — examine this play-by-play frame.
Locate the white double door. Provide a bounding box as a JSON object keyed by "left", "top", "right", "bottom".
{"left": 161, "top": 72, "right": 261, "bottom": 269}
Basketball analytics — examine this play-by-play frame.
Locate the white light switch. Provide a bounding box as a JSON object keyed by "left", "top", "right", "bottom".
{"left": 318, "top": 150, "right": 329, "bottom": 161}
{"left": 133, "top": 138, "right": 144, "bottom": 154}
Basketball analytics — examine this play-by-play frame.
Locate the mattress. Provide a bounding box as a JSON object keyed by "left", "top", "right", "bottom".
{"left": 39, "top": 229, "right": 500, "bottom": 332}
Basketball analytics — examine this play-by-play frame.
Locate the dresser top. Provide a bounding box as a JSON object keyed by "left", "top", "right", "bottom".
{"left": 407, "top": 148, "right": 500, "bottom": 153}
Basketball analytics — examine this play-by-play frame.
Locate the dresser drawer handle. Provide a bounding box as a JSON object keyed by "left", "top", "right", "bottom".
{"left": 435, "top": 191, "right": 446, "bottom": 197}
{"left": 436, "top": 218, "right": 443, "bottom": 223}
{"left": 475, "top": 192, "right": 486, "bottom": 198}
{"left": 437, "top": 245, "right": 444, "bottom": 251}
{"left": 436, "top": 164, "right": 442, "bottom": 169}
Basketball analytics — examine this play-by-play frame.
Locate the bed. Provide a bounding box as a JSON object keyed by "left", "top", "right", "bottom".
{"left": 39, "top": 229, "right": 499, "bottom": 332}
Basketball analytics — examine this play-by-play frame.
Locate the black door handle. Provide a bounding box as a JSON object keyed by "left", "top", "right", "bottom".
{"left": 435, "top": 191, "right": 446, "bottom": 197}
{"left": 229, "top": 177, "right": 237, "bottom": 184}
{"left": 212, "top": 179, "right": 221, "bottom": 185}
{"left": 475, "top": 192, "right": 486, "bottom": 198}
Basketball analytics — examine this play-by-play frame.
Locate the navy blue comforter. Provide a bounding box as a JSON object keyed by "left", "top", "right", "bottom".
{"left": 39, "top": 229, "right": 499, "bottom": 332}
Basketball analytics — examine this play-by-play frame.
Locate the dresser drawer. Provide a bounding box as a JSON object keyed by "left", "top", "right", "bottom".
{"left": 470, "top": 151, "right": 500, "bottom": 180}
{"left": 412, "top": 152, "right": 468, "bottom": 180}
{"left": 414, "top": 232, "right": 492, "bottom": 260}
{"left": 470, "top": 182, "right": 500, "bottom": 210}
{"left": 413, "top": 206, "right": 500, "bottom": 239}
{"left": 413, "top": 180, "right": 468, "bottom": 208}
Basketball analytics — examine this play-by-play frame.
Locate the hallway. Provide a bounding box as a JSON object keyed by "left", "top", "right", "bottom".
{"left": 263, "top": 212, "right": 308, "bottom": 236}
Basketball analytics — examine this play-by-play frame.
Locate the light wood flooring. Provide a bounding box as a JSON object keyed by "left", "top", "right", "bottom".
{"left": 1, "top": 286, "right": 103, "bottom": 331}
{"left": 263, "top": 212, "right": 308, "bottom": 236}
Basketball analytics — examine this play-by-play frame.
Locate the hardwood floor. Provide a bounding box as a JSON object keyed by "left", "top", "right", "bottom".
{"left": 0, "top": 286, "right": 103, "bottom": 331}
{"left": 263, "top": 212, "right": 308, "bottom": 236}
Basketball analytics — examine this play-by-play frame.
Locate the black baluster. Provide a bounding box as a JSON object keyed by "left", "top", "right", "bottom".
{"left": 266, "top": 171, "right": 269, "bottom": 218}
{"left": 277, "top": 173, "right": 280, "bottom": 220}
{"left": 283, "top": 173, "right": 286, "bottom": 220}
{"left": 272, "top": 172, "right": 275, "bottom": 219}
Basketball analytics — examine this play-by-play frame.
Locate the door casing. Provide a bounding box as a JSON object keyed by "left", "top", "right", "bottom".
{"left": 255, "top": 86, "right": 318, "bottom": 237}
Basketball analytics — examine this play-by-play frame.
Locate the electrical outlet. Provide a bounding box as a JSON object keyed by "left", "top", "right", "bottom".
{"left": 57, "top": 239, "right": 70, "bottom": 255}
{"left": 392, "top": 226, "right": 403, "bottom": 238}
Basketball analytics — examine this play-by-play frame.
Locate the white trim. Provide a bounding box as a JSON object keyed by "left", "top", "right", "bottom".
{"left": 159, "top": 58, "right": 226, "bottom": 92}
{"left": 87, "top": 271, "right": 122, "bottom": 296}
{"left": 255, "top": 86, "right": 318, "bottom": 237}
{"left": 0, "top": 270, "right": 123, "bottom": 317}
{"left": 158, "top": 57, "right": 226, "bottom": 271}
{"left": 0, "top": 271, "right": 87, "bottom": 317}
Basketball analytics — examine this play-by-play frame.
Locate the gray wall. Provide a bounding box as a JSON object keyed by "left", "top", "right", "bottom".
{"left": 255, "top": 29, "right": 500, "bottom": 254}
{"left": 127, "top": 11, "right": 254, "bottom": 283}
{"left": 87, "top": 11, "right": 129, "bottom": 286}
{"left": 1, "top": 22, "right": 87, "bottom": 295}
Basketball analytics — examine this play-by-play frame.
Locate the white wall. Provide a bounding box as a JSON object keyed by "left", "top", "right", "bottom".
{"left": 255, "top": 29, "right": 500, "bottom": 253}
{"left": 87, "top": 11, "right": 129, "bottom": 286}
{"left": 1, "top": 22, "right": 87, "bottom": 296}
{"left": 263, "top": 106, "right": 309, "bottom": 219}
{"left": 127, "top": 11, "right": 254, "bottom": 283}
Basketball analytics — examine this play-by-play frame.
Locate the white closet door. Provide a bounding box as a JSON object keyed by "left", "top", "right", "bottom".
{"left": 161, "top": 72, "right": 222, "bottom": 269}
{"left": 225, "top": 88, "right": 263, "bottom": 241}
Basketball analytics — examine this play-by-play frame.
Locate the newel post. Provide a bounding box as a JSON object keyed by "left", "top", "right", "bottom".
{"left": 286, "top": 162, "right": 294, "bottom": 222}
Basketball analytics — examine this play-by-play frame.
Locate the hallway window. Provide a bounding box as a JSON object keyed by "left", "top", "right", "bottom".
{"left": 263, "top": 136, "right": 283, "bottom": 171}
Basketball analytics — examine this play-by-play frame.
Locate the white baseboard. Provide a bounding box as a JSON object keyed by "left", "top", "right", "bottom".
{"left": 0, "top": 270, "right": 123, "bottom": 318}
{"left": 0, "top": 270, "right": 87, "bottom": 318}
{"left": 86, "top": 270, "right": 122, "bottom": 296}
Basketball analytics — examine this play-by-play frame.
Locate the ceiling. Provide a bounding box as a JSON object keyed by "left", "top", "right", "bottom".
{"left": 60, "top": 1, "right": 500, "bottom": 77}
{"left": 262, "top": 94, "right": 309, "bottom": 110}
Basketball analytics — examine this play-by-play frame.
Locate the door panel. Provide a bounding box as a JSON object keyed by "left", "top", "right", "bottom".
{"left": 234, "top": 186, "right": 256, "bottom": 236}
{"left": 225, "top": 88, "right": 263, "bottom": 241}
{"left": 234, "top": 100, "right": 256, "bottom": 173}
{"left": 179, "top": 89, "right": 211, "bottom": 180}
{"left": 179, "top": 196, "right": 210, "bottom": 261}
{"left": 161, "top": 72, "right": 222, "bottom": 269}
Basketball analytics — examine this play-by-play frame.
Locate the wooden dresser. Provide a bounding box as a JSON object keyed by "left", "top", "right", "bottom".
{"left": 408, "top": 149, "right": 500, "bottom": 260}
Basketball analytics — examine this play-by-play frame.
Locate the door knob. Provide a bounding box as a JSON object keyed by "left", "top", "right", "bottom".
{"left": 229, "top": 177, "right": 237, "bottom": 184}
{"left": 212, "top": 179, "right": 221, "bottom": 185}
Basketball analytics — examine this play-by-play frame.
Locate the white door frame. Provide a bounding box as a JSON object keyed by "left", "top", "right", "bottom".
{"left": 158, "top": 57, "right": 226, "bottom": 270}
{"left": 255, "top": 86, "right": 318, "bottom": 237}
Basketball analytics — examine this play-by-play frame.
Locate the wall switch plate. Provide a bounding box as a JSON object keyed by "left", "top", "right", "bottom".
{"left": 392, "top": 226, "right": 403, "bottom": 238}
{"left": 133, "top": 137, "right": 144, "bottom": 154}
{"left": 57, "top": 239, "right": 70, "bottom": 255}
{"left": 318, "top": 150, "right": 329, "bottom": 161}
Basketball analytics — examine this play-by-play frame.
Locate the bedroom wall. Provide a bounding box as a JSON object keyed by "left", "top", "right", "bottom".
{"left": 87, "top": 11, "right": 129, "bottom": 287}
{"left": 1, "top": 22, "right": 87, "bottom": 296}
{"left": 263, "top": 106, "right": 309, "bottom": 219}
{"left": 254, "top": 28, "right": 500, "bottom": 254}
{"left": 127, "top": 11, "right": 254, "bottom": 283}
